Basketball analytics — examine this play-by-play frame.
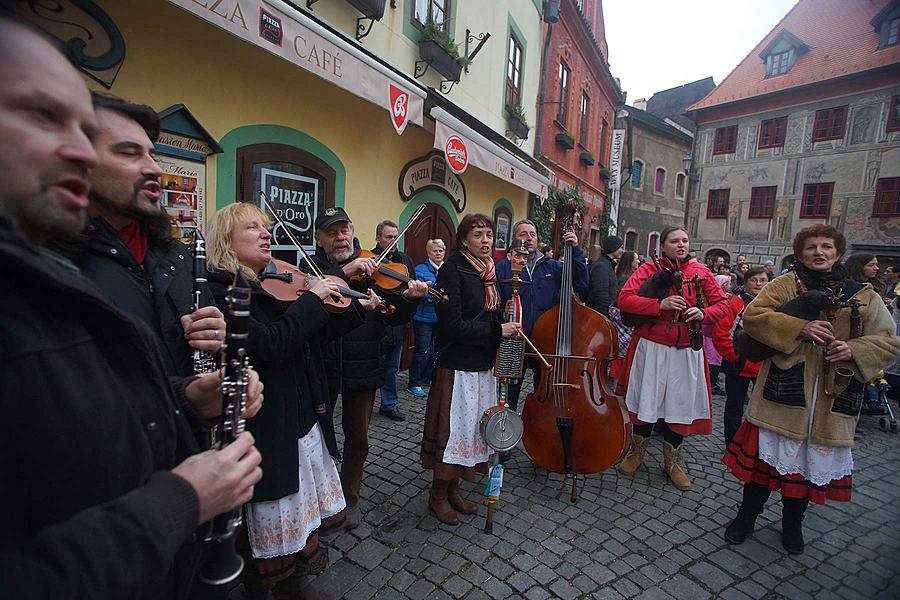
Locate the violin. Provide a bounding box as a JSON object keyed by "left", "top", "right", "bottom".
{"left": 351, "top": 248, "right": 449, "bottom": 303}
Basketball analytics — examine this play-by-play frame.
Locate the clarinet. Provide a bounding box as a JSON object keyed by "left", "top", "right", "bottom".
{"left": 198, "top": 270, "right": 251, "bottom": 586}
{"left": 192, "top": 229, "right": 216, "bottom": 375}
{"left": 688, "top": 275, "right": 704, "bottom": 351}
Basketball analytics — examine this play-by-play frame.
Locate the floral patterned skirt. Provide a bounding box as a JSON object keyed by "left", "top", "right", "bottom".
{"left": 245, "top": 423, "right": 346, "bottom": 559}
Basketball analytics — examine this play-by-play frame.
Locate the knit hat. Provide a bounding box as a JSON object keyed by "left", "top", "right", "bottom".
{"left": 601, "top": 235, "right": 624, "bottom": 254}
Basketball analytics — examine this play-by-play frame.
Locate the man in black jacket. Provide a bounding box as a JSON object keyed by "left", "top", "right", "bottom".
{"left": 313, "top": 207, "right": 427, "bottom": 528}
{"left": 73, "top": 92, "right": 225, "bottom": 381}
{"left": 373, "top": 219, "right": 416, "bottom": 422}
{"left": 586, "top": 235, "right": 624, "bottom": 317}
{"left": 0, "top": 19, "right": 261, "bottom": 598}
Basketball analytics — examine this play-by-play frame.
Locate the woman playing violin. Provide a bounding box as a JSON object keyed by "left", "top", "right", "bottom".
{"left": 206, "top": 203, "right": 380, "bottom": 598}
{"left": 420, "top": 214, "right": 520, "bottom": 525}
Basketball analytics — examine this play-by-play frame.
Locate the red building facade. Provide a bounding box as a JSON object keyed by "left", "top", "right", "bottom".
{"left": 535, "top": 0, "right": 622, "bottom": 253}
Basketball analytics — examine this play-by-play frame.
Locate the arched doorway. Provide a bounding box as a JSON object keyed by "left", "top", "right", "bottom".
{"left": 704, "top": 248, "right": 731, "bottom": 268}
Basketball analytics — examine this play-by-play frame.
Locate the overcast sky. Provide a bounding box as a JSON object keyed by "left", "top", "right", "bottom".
{"left": 603, "top": 0, "right": 798, "bottom": 103}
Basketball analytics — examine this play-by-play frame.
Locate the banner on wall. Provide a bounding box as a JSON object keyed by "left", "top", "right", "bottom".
{"left": 609, "top": 129, "right": 625, "bottom": 190}
{"left": 261, "top": 168, "right": 319, "bottom": 253}
{"left": 157, "top": 156, "right": 206, "bottom": 241}
{"left": 163, "top": 0, "right": 425, "bottom": 135}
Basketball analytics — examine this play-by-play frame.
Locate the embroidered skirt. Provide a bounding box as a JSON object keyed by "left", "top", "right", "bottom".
{"left": 421, "top": 366, "right": 491, "bottom": 481}
{"left": 245, "top": 423, "right": 346, "bottom": 559}
{"left": 724, "top": 421, "right": 852, "bottom": 504}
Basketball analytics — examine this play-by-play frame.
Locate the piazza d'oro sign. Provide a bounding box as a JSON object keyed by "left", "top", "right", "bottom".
{"left": 398, "top": 151, "right": 467, "bottom": 213}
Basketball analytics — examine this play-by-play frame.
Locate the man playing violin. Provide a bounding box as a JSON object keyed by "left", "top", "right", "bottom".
{"left": 374, "top": 219, "right": 417, "bottom": 422}
{"left": 496, "top": 219, "right": 588, "bottom": 411}
{"left": 311, "top": 207, "right": 428, "bottom": 529}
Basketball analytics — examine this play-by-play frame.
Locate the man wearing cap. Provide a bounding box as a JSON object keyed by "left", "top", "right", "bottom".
{"left": 586, "top": 235, "right": 625, "bottom": 317}
{"left": 496, "top": 219, "right": 588, "bottom": 411}
{"left": 764, "top": 259, "right": 776, "bottom": 281}
{"left": 311, "top": 207, "right": 427, "bottom": 529}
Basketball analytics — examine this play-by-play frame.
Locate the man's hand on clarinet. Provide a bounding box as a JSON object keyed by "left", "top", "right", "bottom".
{"left": 684, "top": 307, "right": 704, "bottom": 322}
{"left": 798, "top": 320, "right": 835, "bottom": 346}
{"left": 181, "top": 306, "right": 226, "bottom": 353}
{"left": 660, "top": 295, "right": 687, "bottom": 312}
{"left": 186, "top": 368, "right": 265, "bottom": 420}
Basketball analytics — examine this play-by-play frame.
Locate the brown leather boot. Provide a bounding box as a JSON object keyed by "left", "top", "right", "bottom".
{"left": 617, "top": 434, "right": 650, "bottom": 476}
{"left": 447, "top": 478, "right": 478, "bottom": 515}
{"left": 429, "top": 478, "right": 459, "bottom": 525}
{"left": 662, "top": 441, "right": 692, "bottom": 490}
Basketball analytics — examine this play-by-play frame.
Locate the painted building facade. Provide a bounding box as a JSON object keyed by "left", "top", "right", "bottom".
{"left": 13, "top": 0, "right": 552, "bottom": 267}
{"left": 534, "top": 0, "right": 622, "bottom": 253}
{"left": 686, "top": 0, "right": 900, "bottom": 267}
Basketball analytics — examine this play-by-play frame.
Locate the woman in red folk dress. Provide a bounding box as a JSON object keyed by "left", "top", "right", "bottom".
{"left": 616, "top": 226, "right": 730, "bottom": 490}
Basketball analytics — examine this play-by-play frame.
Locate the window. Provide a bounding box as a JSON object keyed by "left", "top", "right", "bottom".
{"left": 624, "top": 230, "right": 637, "bottom": 251}
{"left": 888, "top": 17, "right": 900, "bottom": 47}
{"left": 811, "top": 106, "right": 847, "bottom": 142}
{"left": 654, "top": 168, "right": 666, "bottom": 194}
{"left": 631, "top": 160, "right": 643, "bottom": 189}
{"left": 873, "top": 177, "right": 900, "bottom": 217}
{"left": 598, "top": 118, "right": 609, "bottom": 165}
{"left": 758, "top": 116, "right": 787, "bottom": 149}
{"left": 769, "top": 50, "right": 791, "bottom": 76}
{"left": 713, "top": 125, "right": 738, "bottom": 155}
{"left": 556, "top": 61, "right": 569, "bottom": 124}
{"left": 505, "top": 32, "right": 523, "bottom": 108}
{"left": 749, "top": 186, "right": 777, "bottom": 218}
{"left": 888, "top": 96, "right": 900, "bottom": 133}
{"left": 647, "top": 232, "right": 660, "bottom": 256}
{"left": 707, "top": 189, "right": 730, "bottom": 219}
{"left": 799, "top": 182, "right": 834, "bottom": 218}
{"left": 414, "top": 0, "right": 449, "bottom": 29}
{"left": 579, "top": 93, "right": 590, "bottom": 146}
{"left": 675, "top": 173, "right": 685, "bottom": 199}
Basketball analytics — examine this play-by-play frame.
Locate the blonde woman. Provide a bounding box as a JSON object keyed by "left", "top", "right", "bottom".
{"left": 206, "top": 202, "right": 377, "bottom": 598}
{"left": 409, "top": 238, "right": 446, "bottom": 395}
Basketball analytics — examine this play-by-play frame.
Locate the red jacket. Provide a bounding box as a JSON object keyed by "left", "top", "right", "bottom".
{"left": 617, "top": 257, "right": 730, "bottom": 348}
{"left": 712, "top": 293, "right": 762, "bottom": 379}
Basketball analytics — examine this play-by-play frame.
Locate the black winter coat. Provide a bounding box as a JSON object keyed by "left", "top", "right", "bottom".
{"left": 313, "top": 242, "right": 418, "bottom": 396}
{"left": 0, "top": 211, "right": 202, "bottom": 599}
{"left": 586, "top": 254, "right": 619, "bottom": 316}
{"left": 70, "top": 217, "right": 209, "bottom": 377}
{"left": 373, "top": 244, "right": 417, "bottom": 349}
{"left": 208, "top": 269, "right": 363, "bottom": 503}
{"left": 434, "top": 251, "right": 503, "bottom": 372}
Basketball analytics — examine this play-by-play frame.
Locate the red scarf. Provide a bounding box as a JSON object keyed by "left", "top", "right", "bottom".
{"left": 461, "top": 250, "right": 500, "bottom": 311}
{"left": 119, "top": 221, "right": 148, "bottom": 264}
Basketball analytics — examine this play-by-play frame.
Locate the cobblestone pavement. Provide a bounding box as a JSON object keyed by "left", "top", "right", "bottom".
{"left": 257, "top": 372, "right": 900, "bottom": 599}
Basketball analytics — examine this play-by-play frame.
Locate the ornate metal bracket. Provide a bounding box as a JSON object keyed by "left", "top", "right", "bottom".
{"left": 414, "top": 60, "right": 430, "bottom": 79}
{"left": 439, "top": 79, "right": 459, "bottom": 94}
{"left": 464, "top": 29, "right": 491, "bottom": 73}
{"left": 356, "top": 17, "right": 376, "bottom": 40}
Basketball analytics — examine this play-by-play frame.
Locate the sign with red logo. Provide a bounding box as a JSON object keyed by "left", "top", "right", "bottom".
{"left": 389, "top": 84, "right": 410, "bottom": 135}
{"left": 259, "top": 8, "right": 283, "bottom": 46}
{"left": 445, "top": 135, "right": 468, "bottom": 174}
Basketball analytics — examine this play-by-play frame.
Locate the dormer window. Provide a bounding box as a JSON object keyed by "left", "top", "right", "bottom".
{"left": 759, "top": 29, "right": 809, "bottom": 78}
{"left": 872, "top": 2, "right": 900, "bottom": 48}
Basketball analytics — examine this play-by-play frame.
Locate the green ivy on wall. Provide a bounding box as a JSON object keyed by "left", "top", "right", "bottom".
{"left": 531, "top": 186, "right": 587, "bottom": 244}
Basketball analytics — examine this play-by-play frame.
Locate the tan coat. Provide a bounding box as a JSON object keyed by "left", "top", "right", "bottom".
{"left": 743, "top": 273, "right": 900, "bottom": 447}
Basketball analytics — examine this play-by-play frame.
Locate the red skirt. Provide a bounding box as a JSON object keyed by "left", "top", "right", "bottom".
{"left": 723, "top": 421, "right": 852, "bottom": 505}
{"left": 615, "top": 334, "right": 713, "bottom": 436}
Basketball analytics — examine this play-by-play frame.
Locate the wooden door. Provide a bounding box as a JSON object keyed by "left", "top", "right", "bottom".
{"left": 400, "top": 202, "right": 455, "bottom": 371}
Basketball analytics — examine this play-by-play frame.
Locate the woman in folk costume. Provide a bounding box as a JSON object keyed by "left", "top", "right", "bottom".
{"left": 206, "top": 203, "right": 376, "bottom": 598}
{"left": 616, "top": 225, "right": 730, "bottom": 490}
{"left": 723, "top": 225, "right": 900, "bottom": 555}
{"left": 420, "top": 214, "right": 520, "bottom": 525}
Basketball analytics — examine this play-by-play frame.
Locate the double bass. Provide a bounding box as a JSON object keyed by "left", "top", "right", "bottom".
{"left": 521, "top": 201, "right": 630, "bottom": 501}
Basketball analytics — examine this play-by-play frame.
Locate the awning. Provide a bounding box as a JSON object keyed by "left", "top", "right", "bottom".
{"left": 431, "top": 107, "right": 549, "bottom": 199}
{"left": 164, "top": 0, "right": 425, "bottom": 135}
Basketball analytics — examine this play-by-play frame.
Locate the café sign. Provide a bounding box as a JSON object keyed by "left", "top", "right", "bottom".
{"left": 398, "top": 151, "right": 467, "bottom": 213}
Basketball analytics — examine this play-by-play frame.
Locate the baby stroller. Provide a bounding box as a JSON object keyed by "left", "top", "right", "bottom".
{"left": 863, "top": 372, "right": 897, "bottom": 433}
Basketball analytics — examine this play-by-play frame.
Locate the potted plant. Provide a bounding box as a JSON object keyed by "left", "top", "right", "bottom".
{"left": 506, "top": 104, "right": 529, "bottom": 139}
{"left": 599, "top": 167, "right": 611, "bottom": 180}
{"left": 345, "top": 0, "right": 386, "bottom": 19}
{"left": 418, "top": 19, "right": 463, "bottom": 81}
{"left": 579, "top": 150, "right": 595, "bottom": 165}
{"left": 555, "top": 129, "right": 575, "bottom": 150}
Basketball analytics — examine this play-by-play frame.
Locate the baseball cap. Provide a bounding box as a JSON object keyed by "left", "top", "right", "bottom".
{"left": 315, "top": 206, "right": 351, "bottom": 231}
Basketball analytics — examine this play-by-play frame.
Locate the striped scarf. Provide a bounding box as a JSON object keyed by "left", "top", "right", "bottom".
{"left": 461, "top": 249, "right": 500, "bottom": 311}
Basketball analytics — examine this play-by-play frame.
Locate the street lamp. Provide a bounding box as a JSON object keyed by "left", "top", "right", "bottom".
{"left": 682, "top": 153, "right": 695, "bottom": 231}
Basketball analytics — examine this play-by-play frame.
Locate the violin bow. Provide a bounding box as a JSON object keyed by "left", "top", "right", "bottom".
{"left": 374, "top": 203, "right": 426, "bottom": 264}
{"left": 258, "top": 191, "right": 328, "bottom": 279}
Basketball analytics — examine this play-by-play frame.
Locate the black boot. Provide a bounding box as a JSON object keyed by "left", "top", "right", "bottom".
{"left": 724, "top": 482, "right": 770, "bottom": 544}
{"left": 782, "top": 497, "right": 808, "bottom": 554}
